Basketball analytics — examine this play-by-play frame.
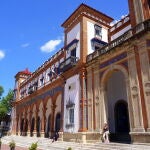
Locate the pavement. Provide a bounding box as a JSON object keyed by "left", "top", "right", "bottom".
{"left": 1, "top": 135, "right": 150, "bottom": 150}
{"left": 0, "top": 144, "right": 42, "bottom": 150}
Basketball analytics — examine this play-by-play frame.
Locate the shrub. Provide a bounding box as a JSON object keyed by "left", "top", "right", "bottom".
{"left": 29, "top": 142, "right": 38, "bottom": 150}
{"left": 9, "top": 140, "right": 16, "bottom": 148}
{"left": 67, "top": 147, "right": 72, "bottom": 150}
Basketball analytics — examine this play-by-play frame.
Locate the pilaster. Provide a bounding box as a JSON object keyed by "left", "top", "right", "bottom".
{"left": 79, "top": 67, "right": 87, "bottom": 132}
{"left": 127, "top": 46, "right": 145, "bottom": 132}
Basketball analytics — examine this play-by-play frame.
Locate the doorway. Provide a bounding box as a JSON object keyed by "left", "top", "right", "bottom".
{"left": 115, "top": 101, "right": 130, "bottom": 133}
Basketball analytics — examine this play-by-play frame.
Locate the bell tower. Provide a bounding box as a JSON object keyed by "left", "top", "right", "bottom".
{"left": 128, "top": 0, "right": 150, "bottom": 27}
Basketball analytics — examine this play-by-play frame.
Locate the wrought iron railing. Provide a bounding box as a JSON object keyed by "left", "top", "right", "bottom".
{"left": 59, "top": 56, "right": 79, "bottom": 72}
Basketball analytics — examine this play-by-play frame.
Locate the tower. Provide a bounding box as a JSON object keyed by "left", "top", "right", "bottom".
{"left": 14, "top": 68, "right": 31, "bottom": 101}
{"left": 128, "top": 0, "right": 150, "bottom": 27}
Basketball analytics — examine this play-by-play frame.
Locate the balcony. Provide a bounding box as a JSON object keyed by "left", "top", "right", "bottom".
{"left": 59, "top": 56, "right": 79, "bottom": 73}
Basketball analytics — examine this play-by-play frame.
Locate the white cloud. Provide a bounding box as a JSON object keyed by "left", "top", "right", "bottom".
{"left": 40, "top": 39, "right": 62, "bottom": 53}
{"left": 21, "top": 43, "right": 30, "bottom": 48}
{"left": 0, "top": 50, "right": 5, "bottom": 60}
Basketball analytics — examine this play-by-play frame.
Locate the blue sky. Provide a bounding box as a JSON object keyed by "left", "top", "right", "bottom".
{"left": 0, "top": 0, "right": 128, "bottom": 96}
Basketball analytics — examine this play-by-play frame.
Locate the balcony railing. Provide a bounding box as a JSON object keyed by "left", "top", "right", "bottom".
{"left": 59, "top": 56, "right": 79, "bottom": 73}
{"left": 87, "top": 19, "right": 150, "bottom": 62}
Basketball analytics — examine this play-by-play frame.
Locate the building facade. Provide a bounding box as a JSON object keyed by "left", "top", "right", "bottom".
{"left": 11, "top": 0, "right": 150, "bottom": 143}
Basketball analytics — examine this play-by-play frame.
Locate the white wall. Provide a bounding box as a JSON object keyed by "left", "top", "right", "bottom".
{"left": 87, "top": 21, "right": 108, "bottom": 55}
{"left": 111, "top": 25, "right": 131, "bottom": 41}
{"left": 66, "top": 23, "right": 80, "bottom": 59}
{"left": 63, "top": 74, "right": 80, "bottom": 133}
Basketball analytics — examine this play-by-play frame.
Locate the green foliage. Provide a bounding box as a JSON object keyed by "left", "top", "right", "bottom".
{"left": 0, "top": 139, "right": 2, "bottom": 145}
{"left": 9, "top": 140, "right": 16, "bottom": 148}
{"left": 0, "top": 104, "right": 7, "bottom": 120}
{"left": 1, "top": 89, "right": 14, "bottom": 111}
{"left": 0, "top": 89, "right": 14, "bottom": 120}
{"left": 29, "top": 142, "right": 38, "bottom": 150}
{"left": 0, "top": 86, "right": 4, "bottom": 99}
{"left": 67, "top": 147, "right": 72, "bottom": 150}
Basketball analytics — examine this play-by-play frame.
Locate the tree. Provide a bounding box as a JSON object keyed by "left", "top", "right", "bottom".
{"left": 1, "top": 90, "right": 14, "bottom": 112}
{"left": 0, "top": 89, "right": 14, "bottom": 120}
{"left": 0, "top": 104, "right": 7, "bottom": 120}
{"left": 0, "top": 86, "right": 4, "bottom": 100}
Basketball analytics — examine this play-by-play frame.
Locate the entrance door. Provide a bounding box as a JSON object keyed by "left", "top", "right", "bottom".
{"left": 115, "top": 101, "right": 130, "bottom": 133}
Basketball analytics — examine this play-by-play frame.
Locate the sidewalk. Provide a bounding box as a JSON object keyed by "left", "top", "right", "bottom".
{"left": 1, "top": 144, "right": 42, "bottom": 150}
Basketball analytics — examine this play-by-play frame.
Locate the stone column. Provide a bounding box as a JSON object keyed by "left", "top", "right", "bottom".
{"left": 41, "top": 107, "right": 46, "bottom": 137}
{"left": 138, "top": 39, "right": 150, "bottom": 131}
{"left": 127, "top": 47, "right": 145, "bottom": 132}
{"left": 23, "top": 112, "right": 27, "bottom": 136}
{"left": 33, "top": 109, "right": 38, "bottom": 137}
{"left": 59, "top": 87, "right": 64, "bottom": 141}
{"left": 125, "top": 78, "right": 134, "bottom": 132}
{"left": 87, "top": 66, "right": 93, "bottom": 131}
{"left": 51, "top": 103, "right": 56, "bottom": 135}
{"left": 93, "top": 63, "right": 100, "bottom": 131}
{"left": 79, "top": 67, "right": 87, "bottom": 132}
{"left": 100, "top": 85, "right": 108, "bottom": 131}
{"left": 27, "top": 110, "right": 32, "bottom": 137}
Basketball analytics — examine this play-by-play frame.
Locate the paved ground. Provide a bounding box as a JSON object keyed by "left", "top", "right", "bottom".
{"left": 1, "top": 144, "right": 42, "bottom": 150}
{"left": 1, "top": 135, "right": 150, "bottom": 150}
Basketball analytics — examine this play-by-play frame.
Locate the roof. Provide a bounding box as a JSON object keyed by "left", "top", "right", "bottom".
{"left": 61, "top": 3, "right": 114, "bottom": 28}
{"left": 15, "top": 68, "right": 32, "bottom": 78}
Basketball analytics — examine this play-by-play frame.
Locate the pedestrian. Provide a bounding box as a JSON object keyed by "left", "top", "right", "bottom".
{"left": 52, "top": 132, "right": 59, "bottom": 143}
{"left": 102, "top": 123, "right": 109, "bottom": 143}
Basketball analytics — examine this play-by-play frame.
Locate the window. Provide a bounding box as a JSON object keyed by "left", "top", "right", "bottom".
{"left": 40, "top": 77, "right": 44, "bottom": 86}
{"left": 69, "top": 108, "right": 74, "bottom": 124}
{"left": 71, "top": 48, "right": 76, "bottom": 57}
{"left": 94, "top": 25, "right": 102, "bottom": 39}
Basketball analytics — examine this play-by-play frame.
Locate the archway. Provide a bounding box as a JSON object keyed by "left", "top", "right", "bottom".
{"left": 102, "top": 66, "right": 131, "bottom": 142}
{"left": 115, "top": 100, "right": 130, "bottom": 133}
{"left": 20, "top": 118, "right": 24, "bottom": 136}
{"left": 31, "top": 118, "right": 35, "bottom": 137}
{"left": 55, "top": 113, "right": 61, "bottom": 132}
{"left": 24, "top": 119, "right": 28, "bottom": 136}
{"left": 36, "top": 116, "right": 41, "bottom": 137}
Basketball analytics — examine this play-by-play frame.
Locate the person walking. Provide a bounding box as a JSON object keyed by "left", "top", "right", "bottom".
{"left": 102, "top": 123, "right": 109, "bottom": 143}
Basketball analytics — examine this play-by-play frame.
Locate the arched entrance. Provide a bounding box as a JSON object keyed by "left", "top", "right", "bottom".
{"left": 20, "top": 118, "right": 24, "bottom": 136}
{"left": 115, "top": 101, "right": 130, "bottom": 133}
{"left": 36, "top": 116, "right": 41, "bottom": 137}
{"left": 102, "top": 67, "right": 131, "bottom": 143}
{"left": 31, "top": 118, "right": 35, "bottom": 137}
{"left": 55, "top": 113, "right": 61, "bottom": 132}
{"left": 24, "top": 119, "right": 28, "bottom": 136}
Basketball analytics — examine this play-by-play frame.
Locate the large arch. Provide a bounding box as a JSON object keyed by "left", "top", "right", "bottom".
{"left": 100, "top": 64, "right": 131, "bottom": 142}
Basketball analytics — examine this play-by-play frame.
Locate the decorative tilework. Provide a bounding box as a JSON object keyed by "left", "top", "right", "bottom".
{"left": 100, "top": 52, "right": 127, "bottom": 69}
